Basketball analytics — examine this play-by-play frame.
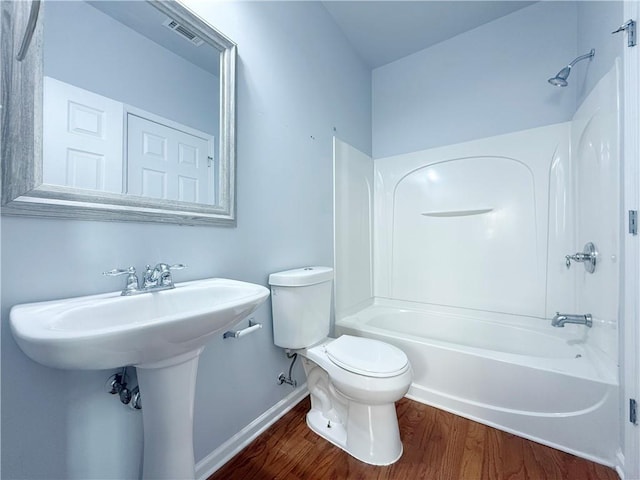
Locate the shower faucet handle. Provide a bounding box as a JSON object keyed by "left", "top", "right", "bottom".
{"left": 565, "top": 242, "right": 598, "bottom": 273}
{"left": 565, "top": 253, "right": 589, "bottom": 265}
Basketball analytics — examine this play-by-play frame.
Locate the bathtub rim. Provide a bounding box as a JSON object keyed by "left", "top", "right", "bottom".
{"left": 335, "top": 297, "right": 618, "bottom": 386}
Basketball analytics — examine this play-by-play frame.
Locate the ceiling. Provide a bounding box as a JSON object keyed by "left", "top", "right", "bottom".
{"left": 322, "top": 1, "right": 535, "bottom": 68}
{"left": 89, "top": 1, "right": 536, "bottom": 74}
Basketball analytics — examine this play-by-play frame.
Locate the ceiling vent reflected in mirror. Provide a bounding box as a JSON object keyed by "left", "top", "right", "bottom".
{"left": 162, "top": 18, "right": 204, "bottom": 46}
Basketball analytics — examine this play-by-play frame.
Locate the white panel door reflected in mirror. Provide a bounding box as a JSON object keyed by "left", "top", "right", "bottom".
{"left": 43, "top": 0, "right": 220, "bottom": 206}
{"left": 127, "top": 113, "right": 215, "bottom": 204}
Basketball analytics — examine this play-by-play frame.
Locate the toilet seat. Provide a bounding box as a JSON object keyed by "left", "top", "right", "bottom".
{"left": 325, "top": 335, "right": 409, "bottom": 378}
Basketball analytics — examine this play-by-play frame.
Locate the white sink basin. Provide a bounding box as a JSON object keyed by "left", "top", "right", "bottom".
{"left": 10, "top": 278, "right": 270, "bottom": 370}
{"left": 11, "top": 276, "right": 271, "bottom": 479}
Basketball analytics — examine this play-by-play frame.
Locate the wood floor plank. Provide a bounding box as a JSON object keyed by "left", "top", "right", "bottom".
{"left": 208, "top": 396, "right": 619, "bottom": 480}
{"left": 521, "top": 436, "right": 564, "bottom": 480}
{"left": 459, "top": 417, "right": 486, "bottom": 479}
{"left": 481, "top": 425, "right": 504, "bottom": 480}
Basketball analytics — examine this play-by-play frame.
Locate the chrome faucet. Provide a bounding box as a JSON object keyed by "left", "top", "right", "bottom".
{"left": 104, "top": 263, "right": 187, "bottom": 296}
{"left": 551, "top": 312, "right": 593, "bottom": 328}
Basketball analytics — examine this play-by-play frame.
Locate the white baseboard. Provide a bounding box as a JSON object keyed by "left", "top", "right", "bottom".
{"left": 196, "top": 384, "right": 308, "bottom": 480}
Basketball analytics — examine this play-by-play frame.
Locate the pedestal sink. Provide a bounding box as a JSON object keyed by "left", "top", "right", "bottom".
{"left": 10, "top": 278, "right": 270, "bottom": 479}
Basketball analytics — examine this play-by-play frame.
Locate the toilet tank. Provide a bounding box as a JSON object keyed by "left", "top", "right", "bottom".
{"left": 269, "top": 267, "right": 333, "bottom": 349}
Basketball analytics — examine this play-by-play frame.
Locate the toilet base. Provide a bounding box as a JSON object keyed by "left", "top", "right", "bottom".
{"left": 306, "top": 401, "right": 403, "bottom": 466}
{"left": 307, "top": 409, "right": 347, "bottom": 451}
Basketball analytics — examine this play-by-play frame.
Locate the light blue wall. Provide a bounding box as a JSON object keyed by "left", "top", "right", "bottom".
{"left": 0, "top": 2, "right": 371, "bottom": 479}
{"left": 576, "top": 1, "right": 623, "bottom": 106}
{"left": 372, "top": 1, "right": 579, "bottom": 158}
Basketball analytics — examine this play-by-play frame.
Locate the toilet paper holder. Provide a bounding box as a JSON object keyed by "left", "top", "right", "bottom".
{"left": 223, "top": 319, "right": 262, "bottom": 339}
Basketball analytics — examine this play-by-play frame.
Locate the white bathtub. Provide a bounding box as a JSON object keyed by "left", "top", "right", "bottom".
{"left": 335, "top": 299, "right": 619, "bottom": 466}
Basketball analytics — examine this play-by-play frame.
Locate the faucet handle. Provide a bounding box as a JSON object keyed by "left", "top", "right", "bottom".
{"left": 103, "top": 267, "right": 140, "bottom": 295}
{"left": 565, "top": 242, "right": 598, "bottom": 273}
{"left": 158, "top": 264, "right": 187, "bottom": 287}
{"left": 103, "top": 266, "right": 136, "bottom": 277}
{"left": 145, "top": 263, "right": 187, "bottom": 272}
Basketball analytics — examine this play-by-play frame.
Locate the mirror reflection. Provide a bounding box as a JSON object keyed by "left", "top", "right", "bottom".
{"left": 43, "top": 1, "right": 222, "bottom": 206}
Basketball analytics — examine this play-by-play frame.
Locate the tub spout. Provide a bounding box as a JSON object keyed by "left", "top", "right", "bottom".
{"left": 552, "top": 312, "right": 593, "bottom": 328}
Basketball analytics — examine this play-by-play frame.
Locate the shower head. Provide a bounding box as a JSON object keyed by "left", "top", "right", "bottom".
{"left": 548, "top": 66, "right": 571, "bottom": 87}
{"left": 548, "top": 49, "right": 595, "bottom": 87}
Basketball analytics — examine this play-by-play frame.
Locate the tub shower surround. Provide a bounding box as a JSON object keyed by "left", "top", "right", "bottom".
{"left": 334, "top": 63, "right": 620, "bottom": 466}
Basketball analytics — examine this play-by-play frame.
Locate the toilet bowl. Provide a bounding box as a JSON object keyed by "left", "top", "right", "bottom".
{"left": 299, "top": 336, "right": 412, "bottom": 465}
{"left": 269, "top": 267, "right": 413, "bottom": 465}
{"left": 306, "top": 335, "right": 411, "bottom": 404}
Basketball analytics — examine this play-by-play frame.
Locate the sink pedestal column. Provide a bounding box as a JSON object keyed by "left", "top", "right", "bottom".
{"left": 136, "top": 348, "right": 204, "bottom": 480}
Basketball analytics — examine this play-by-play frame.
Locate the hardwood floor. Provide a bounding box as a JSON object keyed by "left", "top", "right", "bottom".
{"left": 208, "top": 396, "right": 619, "bottom": 480}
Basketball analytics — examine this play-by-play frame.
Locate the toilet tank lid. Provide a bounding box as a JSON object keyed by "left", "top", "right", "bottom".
{"left": 268, "top": 266, "right": 333, "bottom": 286}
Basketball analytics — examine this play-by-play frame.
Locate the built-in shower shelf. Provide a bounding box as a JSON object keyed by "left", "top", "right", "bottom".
{"left": 421, "top": 208, "right": 493, "bottom": 217}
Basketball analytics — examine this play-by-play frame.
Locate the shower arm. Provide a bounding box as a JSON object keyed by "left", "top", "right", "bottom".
{"left": 567, "top": 49, "right": 596, "bottom": 69}
{"left": 548, "top": 48, "right": 595, "bottom": 87}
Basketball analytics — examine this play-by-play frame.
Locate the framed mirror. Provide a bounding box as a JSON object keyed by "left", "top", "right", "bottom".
{"left": 1, "top": 0, "right": 236, "bottom": 226}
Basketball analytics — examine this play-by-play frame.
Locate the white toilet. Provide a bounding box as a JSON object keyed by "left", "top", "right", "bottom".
{"left": 269, "top": 266, "right": 412, "bottom": 465}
